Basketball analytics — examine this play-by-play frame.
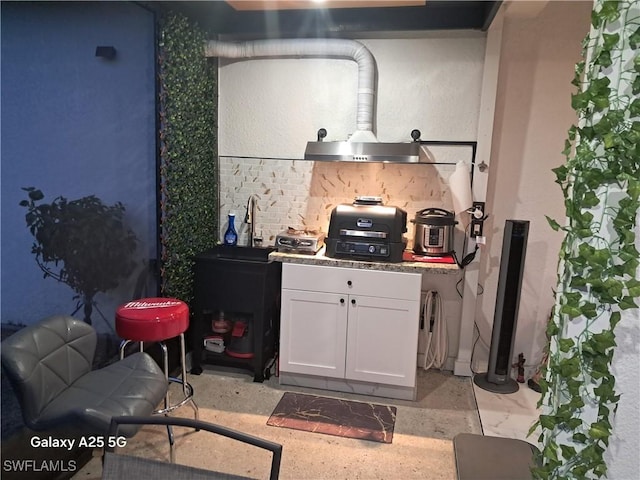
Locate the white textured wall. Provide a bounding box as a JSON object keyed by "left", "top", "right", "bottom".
{"left": 217, "top": 34, "right": 486, "bottom": 255}
{"left": 218, "top": 33, "right": 485, "bottom": 159}
{"left": 606, "top": 286, "right": 640, "bottom": 478}
{"left": 474, "top": 2, "right": 592, "bottom": 376}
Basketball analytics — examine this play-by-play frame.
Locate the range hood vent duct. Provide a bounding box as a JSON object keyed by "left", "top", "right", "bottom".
{"left": 205, "top": 39, "right": 424, "bottom": 163}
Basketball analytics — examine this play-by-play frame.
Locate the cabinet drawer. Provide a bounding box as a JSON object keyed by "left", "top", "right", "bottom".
{"left": 282, "top": 263, "right": 421, "bottom": 301}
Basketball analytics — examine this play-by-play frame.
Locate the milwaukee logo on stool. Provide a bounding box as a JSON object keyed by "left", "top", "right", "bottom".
{"left": 116, "top": 297, "right": 189, "bottom": 342}
{"left": 123, "top": 299, "right": 183, "bottom": 309}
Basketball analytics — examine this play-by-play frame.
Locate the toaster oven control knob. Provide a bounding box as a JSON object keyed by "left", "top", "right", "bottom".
{"left": 317, "top": 128, "right": 327, "bottom": 142}
{"left": 351, "top": 299, "right": 356, "bottom": 305}
{"left": 411, "top": 129, "right": 421, "bottom": 142}
{"left": 340, "top": 298, "right": 345, "bottom": 304}
{"left": 347, "top": 280, "right": 352, "bottom": 287}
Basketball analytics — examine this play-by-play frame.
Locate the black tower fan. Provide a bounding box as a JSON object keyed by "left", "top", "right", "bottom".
{"left": 474, "top": 219, "right": 530, "bottom": 394}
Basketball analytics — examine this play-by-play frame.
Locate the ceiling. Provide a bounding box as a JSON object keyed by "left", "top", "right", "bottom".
{"left": 150, "top": 1, "right": 502, "bottom": 39}
{"left": 225, "top": 1, "right": 427, "bottom": 11}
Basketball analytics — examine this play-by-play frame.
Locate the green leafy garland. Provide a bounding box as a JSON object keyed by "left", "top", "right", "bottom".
{"left": 534, "top": 1, "right": 639, "bottom": 478}
{"left": 158, "top": 13, "right": 218, "bottom": 302}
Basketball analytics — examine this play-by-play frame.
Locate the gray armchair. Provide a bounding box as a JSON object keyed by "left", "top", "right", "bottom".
{"left": 1, "top": 314, "right": 168, "bottom": 438}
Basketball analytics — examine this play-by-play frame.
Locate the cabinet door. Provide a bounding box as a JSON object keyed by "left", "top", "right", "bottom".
{"left": 345, "top": 295, "right": 420, "bottom": 387}
{"left": 280, "top": 289, "right": 347, "bottom": 379}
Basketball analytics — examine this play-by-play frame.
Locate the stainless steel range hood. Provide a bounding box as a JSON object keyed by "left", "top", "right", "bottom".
{"left": 304, "top": 140, "right": 422, "bottom": 163}
{"left": 304, "top": 128, "right": 424, "bottom": 163}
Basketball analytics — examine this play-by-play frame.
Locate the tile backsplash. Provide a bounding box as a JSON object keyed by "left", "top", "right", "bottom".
{"left": 218, "top": 157, "right": 459, "bottom": 248}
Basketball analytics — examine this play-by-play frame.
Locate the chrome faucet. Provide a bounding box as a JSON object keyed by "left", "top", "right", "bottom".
{"left": 245, "top": 195, "right": 259, "bottom": 247}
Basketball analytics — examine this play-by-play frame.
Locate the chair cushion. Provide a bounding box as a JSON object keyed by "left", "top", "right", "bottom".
{"left": 35, "top": 352, "right": 167, "bottom": 437}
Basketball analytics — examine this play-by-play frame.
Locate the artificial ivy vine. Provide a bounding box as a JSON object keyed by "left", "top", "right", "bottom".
{"left": 534, "top": 1, "right": 639, "bottom": 478}
{"left": 158, "top": 13, "right": 218, "bottom": 302}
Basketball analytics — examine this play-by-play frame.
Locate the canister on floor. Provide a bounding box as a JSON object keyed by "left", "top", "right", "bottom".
{"left": 226, "top": 320, "right": 254, "bottom": 358}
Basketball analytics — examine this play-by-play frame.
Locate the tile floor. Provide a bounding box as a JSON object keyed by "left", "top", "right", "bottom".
{"left": 472, "top": 377, "right": 542, "bottom": 444}
{"left": 68, "top": 368, "right": 543, "bottom": 479}
{"left": 73, "top": 367, "right": 484, "bottom": 480}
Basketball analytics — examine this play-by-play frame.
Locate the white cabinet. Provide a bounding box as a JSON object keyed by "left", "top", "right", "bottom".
{"left": 279, "top": 263, "right": 421, "bottom": 391}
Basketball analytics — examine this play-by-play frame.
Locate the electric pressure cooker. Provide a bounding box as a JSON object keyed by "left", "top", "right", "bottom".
{"left": 411, "top": 208, "right": 457, "bottom": 256}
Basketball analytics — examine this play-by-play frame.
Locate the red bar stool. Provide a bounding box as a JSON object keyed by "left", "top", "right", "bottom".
{"left": 116, "top": 297, "right": 199, "bottom": 421}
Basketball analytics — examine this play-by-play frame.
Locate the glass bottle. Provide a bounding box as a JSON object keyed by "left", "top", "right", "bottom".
{"left": 223, "top": 213, "right": 238, "bottom": 246}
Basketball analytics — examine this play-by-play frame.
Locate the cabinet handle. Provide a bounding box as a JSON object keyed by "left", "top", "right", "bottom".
{"left": 351, "top": 298, "right": 356, "bottom": 305}
{"left": 347, "top": 280, "right": 352, "bottom": 287}
{"left": 340, "top": 298, "right": 345, "bottom": 304}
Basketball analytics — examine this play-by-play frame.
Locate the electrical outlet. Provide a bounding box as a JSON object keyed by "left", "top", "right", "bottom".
{"left": 470, "top": 201, "right": 485, "bottom": 238}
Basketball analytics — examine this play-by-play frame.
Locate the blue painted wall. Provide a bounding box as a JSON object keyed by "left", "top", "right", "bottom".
{"left": 1, "top": 2, "right": 157, "bottom": 333}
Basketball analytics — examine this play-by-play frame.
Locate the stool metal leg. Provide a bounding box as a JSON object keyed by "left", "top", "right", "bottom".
{"left": 154, "top": 339, "right": 198, "bottom": 417}
{"left": 159, "top": 341, "right": 170, "bottom": 410}
{"left": 166, "top": 424, "right": 175, "bottom": 463}
{"left": 151, "top": 335, "right": 199, "bottom": 462}
{"left": 158, "top": 341, "right": 176, "bottom": 463}
{"left": 119, "top": 339, "right": 143, "bottom": 360}
{"left": 179, "top": 333, "right": 199, "bottom": 421}
{"left": 119, "top": 339, "right": 132, "bottom": 360}
{"left": 118, "top": 340, "right": 128, "bottom": 360}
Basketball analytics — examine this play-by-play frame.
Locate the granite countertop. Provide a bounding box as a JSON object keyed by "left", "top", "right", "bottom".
{"left": 269, "top": 248, "right": 460, "bottom": 275}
